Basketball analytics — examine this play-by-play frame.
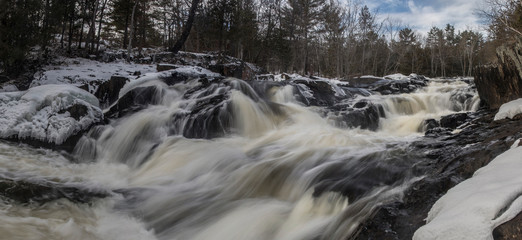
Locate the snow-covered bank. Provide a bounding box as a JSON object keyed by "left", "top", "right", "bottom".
{"left": 494, "top": 98, "right": 522, "bottom": 121}
{"left": 30, "top": 57, "right": 156, "bottom": 89}
{"left": 413, "top": 141, "right": 522, "bottom": 240}
{"left": 0, "top": 85, "right": 102, "bottom": 145}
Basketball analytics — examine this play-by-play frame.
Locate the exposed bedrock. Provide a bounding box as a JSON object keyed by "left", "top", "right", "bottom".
{"left": 351, "top": 110, "right": 522, "bottom": 240}
{"left": 474, "top": 38, "right": 522, "bottom": 109}
{"left": 0, "top": 177, "right": 109, "bottom": 204}
{"left": 494, "top": 211, "right": 522, "bottom": 240}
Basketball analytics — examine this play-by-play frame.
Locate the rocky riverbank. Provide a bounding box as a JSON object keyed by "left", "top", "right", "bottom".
{"left": 0, "top": 50, "right": 518, "bottom": 239}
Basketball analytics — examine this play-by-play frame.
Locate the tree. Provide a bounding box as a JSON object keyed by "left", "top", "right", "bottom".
{"left": 397, "top": 27, "right": 418, "bottom": 74}
{"left": 479, "top": 0, "right": 522, "bottom": 39}
{"left": 169, "top": 0, "right": 201, "bottom": 53}
{"left": 0, "top": 0, "right": 42, "bottom": 75}
{"left": 282, "top": 0, "right": 325, "bottom": 74}
{"left": 322, "top": 0, "right": 346, "bottom": 77}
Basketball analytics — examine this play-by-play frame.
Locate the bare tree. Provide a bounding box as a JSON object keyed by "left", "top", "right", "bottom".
{"left": 126, "top": 0, "right": 138, "bottom": 62}
{"left": 478, "top": 0, "right": 522, "bottom": 38}
{"left": 169, "top": 0, "right": 201, "bottom": 54}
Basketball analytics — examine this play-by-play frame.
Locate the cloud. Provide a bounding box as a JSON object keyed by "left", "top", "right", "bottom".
{"left": 370, "top": 0, "right": 485, "bottom": 35}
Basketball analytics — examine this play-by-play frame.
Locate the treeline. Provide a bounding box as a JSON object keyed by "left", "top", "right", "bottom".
{"left": 1, "top": 0, "right": 521, "bottom": 78}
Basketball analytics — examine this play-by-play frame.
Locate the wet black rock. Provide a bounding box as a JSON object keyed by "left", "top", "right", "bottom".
{"left": 352, "top": 110, "right": 522, "bottom": 240}
{"left": 329, "top": 102, "right": 384, "bottom": 131}
{"left": 0, "top": 177, "right": 109, "bottom": 204}
{"left": 63, "top": 104, "right": 89, "bottom": 121}
{"left": 424, "top": 127, "right": 452, "bottom": 138}
{"left": 371, "top": 79, "right": 427, "bottom": 95}
{"left": 293, "top": 79, "right": 337, "bottom": 106}
{"left": 209, "top": 62, "right": 260, "bottom": 80}
{"left": 157, "top": 64, "right": 177, "bottom": 72}
{"left": 439, "top": 112, "right": 469, "bottom": 129}
{"left": 171, "top": 94, "right": 233, "bottom": 139}
{"left": 419, "top": 119, "right": 440, "bottom": 132}
{"left": 94, "top": 75, "right": 129, "bottom": 108}
{"left": 106, "top": 86, "right": 164, "bottom": 119}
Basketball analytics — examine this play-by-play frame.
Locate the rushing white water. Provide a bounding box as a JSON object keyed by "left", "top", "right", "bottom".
{"left": 373, "top": 80, "right": 479, "bottom": 135}
{"left": 0, "top": 76, "right": 478, "bottom": 240}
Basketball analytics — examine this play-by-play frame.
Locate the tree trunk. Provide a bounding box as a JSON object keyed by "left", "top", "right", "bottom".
{"left": 78, "top": 0, "right": 87, "bottom": 49}
{"left": 96, "top": 0, "right": 108, "bottom": 51}
{"left": 169, "top": 0, "right": 201, "bottom": 54}
{"left": 126, "top": 1, "right": 139, "bottom": 62}
{"left": 68, "top": 1, "right": 76, "bottom": 54}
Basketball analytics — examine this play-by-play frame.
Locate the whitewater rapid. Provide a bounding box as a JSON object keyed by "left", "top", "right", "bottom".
{"left": 0, "top": 76, "right": 478, "bottom": 240}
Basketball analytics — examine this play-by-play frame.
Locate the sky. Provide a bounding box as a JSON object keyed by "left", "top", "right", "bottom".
{"left": 365, "top": 0, "right": 487, "bottom": 35}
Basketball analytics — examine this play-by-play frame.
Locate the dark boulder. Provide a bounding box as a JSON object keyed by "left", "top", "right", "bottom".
{"left": 474, "top": 38, "right": 522, "bottom": 109}
{"left": 440, "top": 113, "right": 469, "bottom": 129}
{"left": 209, "top": 62, "right": 260, "bottom": 80}
{"left": 170, "top": 93, "right": 233, "bottom": 139}
{"left": 293, "top": 79, "right": 337, "bottom": 106}
{"left": 371, "top": 79, "right": 427, "bottom": 95}
{"left": 105, "top": 86, "right": 164, "bottom": 119}
{"left": 419, "top": 119, "right": 440, "bottom": 132}
{"left": 0, "top": 177, "right": 109, "bottom": 204}
{"left": 329, "top": 102, "right": 384, "bottom": 131}
{"left": 494, "top": 211, "right": 522, "bottom": 240}
{"left": 94, "top": 75, "right": 129, "bottom": 108}
{"left": 424, "top": 127, "right": 452, "bottom": 138}
{"left": 157, "top": 64, "right": 177, "bottom": 72}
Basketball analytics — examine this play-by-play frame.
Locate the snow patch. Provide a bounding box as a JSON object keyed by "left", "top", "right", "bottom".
{"left": 384, "top": 73, "right": 410, "bottom": 80}
{"left": 118, "top": 65, "right": 221, "bottom": 98}
{"left": 31, "top": 57, "right": 156, "bottom": 88}
{"left": 413, "top": 145, "right": 522, "bottom": 240}
{"left": 0, "top": 85, "right": 102, "bottom": 145}
{"left": 494, "top": 98, "right": 522, "bottom": 121}
{"left": 0, "top": 84, "right": 18, "bottom": 92}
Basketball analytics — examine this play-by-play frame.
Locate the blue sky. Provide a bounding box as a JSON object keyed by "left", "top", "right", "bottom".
{"left": 364, "top": 0, "right": 485, "bottom": 34}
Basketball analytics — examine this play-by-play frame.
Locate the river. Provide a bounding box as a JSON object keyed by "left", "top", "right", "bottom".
{"left": 0, "top": 76, "right": 479, "bottom": 240}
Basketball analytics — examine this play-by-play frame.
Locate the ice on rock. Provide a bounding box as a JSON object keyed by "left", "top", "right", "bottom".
{"left": 0, "top": 85, "right": 102, "bottom": 145}
{"left": 494, "top": 98, "right": 522, "bottom": 121}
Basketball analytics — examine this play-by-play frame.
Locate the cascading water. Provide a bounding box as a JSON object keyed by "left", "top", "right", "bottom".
{"left": 0, "top": 74, "right": 479, "bottom": 240}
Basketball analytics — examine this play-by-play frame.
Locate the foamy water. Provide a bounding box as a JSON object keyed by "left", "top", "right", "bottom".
{"left": 0, "top": 76, "right": 478, "bottom": 240}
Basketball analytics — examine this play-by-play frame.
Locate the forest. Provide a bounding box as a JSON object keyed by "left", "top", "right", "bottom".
{"left": 0, "top": 0, "right": 521, "bottom": 78}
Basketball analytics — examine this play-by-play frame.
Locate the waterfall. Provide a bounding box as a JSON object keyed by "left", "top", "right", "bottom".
{"left": 0, "top": 74, "right": 479, "bottom": 240}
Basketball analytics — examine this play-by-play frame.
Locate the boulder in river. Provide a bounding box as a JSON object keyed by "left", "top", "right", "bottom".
{"left": 0, "top": 177, "right": 109, "bottom": 204}
{"left": 105, "top": 85, "right": 164, "bottom": 119}
{"left": 439, "top": 112, "right": 469, "bottom": 129}
{"left": 94, "top": 75, "right": 129, "bottom": 108}
{"left": 0, "top": 85, "right": 103, "bottom": 150}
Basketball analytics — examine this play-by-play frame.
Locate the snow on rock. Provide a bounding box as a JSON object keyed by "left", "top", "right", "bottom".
{"left": 0, "top": 85, "right": 102, "bottom": 145}
{"left": 30, "top": 57, "right": 156, "bottom": 88}
{"left": 494, "top": 98, "right": 522, "bottom": 121}
{"left": 0, "top": 84, "right": 18, "bottom": 92}
{"left": 384, "top": 73, "right": 410, "bottom": 80}
{"left": 413, "top": 143, "right": 522, "bottom": 240}
{"left": 118, "top": 65, "right": 221, "bottom": 99}
{"left": 171, "top": 65, "right": 221, "bottom": 78}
